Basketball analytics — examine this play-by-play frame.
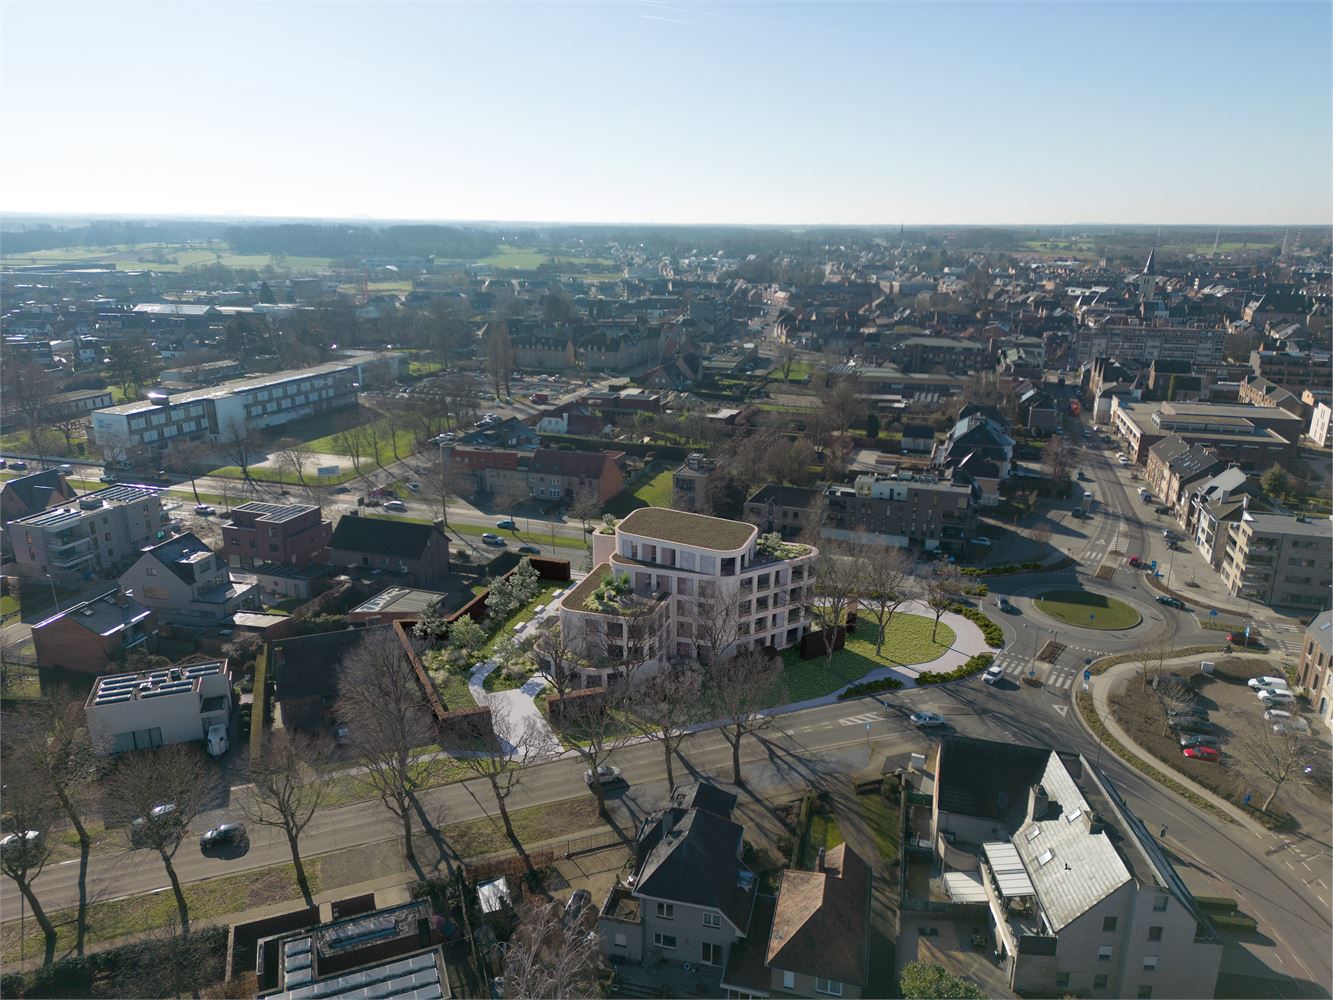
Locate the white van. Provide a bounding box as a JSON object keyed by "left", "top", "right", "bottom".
{"left": 207, "top": 724, "right": 229, "bottom": 757}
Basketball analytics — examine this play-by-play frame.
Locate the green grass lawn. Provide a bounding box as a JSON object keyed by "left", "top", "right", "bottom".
{"left": 1, "top": 594, "right": 20, "bottom": 618}
{"left": 1034, "top": 589, "right": 1140, "bottom": 630}
{"left": 322, "top": 753, "right": 475, "bottom": 807}
{"left": 801, "top": 811, "right": 845, "bottom": 869}
{"left": 441, "top": 796, "right": 605, "bottom": 857}
{"left": 479, "top": 245, "right": 616, "bottom": 271}
{"left": 604, "top": 466, "right": 673, "bottom": 517}
{"left": 0, "top": 243, "right": 334, "bottom": 274}
{"left": 780, "top": 614, "right": 956, "bottom": 703}
{"left": 859, "top": 792, "right": 900, "bottom": 867}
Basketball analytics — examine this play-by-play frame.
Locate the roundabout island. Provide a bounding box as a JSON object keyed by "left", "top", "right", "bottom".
{"left": 1033, "top": 589, "right": 1141, "bottom": 630}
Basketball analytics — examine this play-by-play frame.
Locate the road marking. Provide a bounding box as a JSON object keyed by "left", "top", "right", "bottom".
{"left": 839, "top": 713, "right": 879, "bottom": 726}
{"left": 1052, "top": 705, "right": 1068, "bottom": 717}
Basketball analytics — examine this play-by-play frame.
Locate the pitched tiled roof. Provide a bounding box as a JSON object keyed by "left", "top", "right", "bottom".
{"left": 270, "top": 625, "right": 391, "bottom": 702}
{"left": 528, "top": 449, "right": 619, "bottom": 479}
{"left": 633, "top": 807, "right": 754, "bottom": 933}
{"left": 1, "top": 469, "right": 74, "bottom": 514}
{"left": 330, "top": 515, "right": 441, "bottom": 561}
{"left": 766, "top": 844, "right": 871, "bottom": 986}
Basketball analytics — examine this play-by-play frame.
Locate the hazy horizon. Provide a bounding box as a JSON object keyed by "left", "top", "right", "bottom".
{"left": 4, "top": 1, "right": 1330, "bottom": 225}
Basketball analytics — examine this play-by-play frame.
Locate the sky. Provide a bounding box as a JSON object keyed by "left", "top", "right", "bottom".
{"left": 2, "top": 1, "right": 1330, "bottom": 225}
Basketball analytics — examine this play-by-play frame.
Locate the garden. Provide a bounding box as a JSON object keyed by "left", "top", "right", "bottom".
{"left": 780, "top": 613, "right": 956, "bottom": 703}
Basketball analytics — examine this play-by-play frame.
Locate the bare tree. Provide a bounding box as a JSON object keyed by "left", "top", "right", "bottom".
{"left": 558, "top": 689, "right": 635, "bottom": 818}
{"left": 692, "top": 589, "right": 739, "bottom": 665}
{"left": 858, "top": 546, "right": 920, "bottom": 657}
{"left": 1, "top": 356, "right": 58, "bottom": 455}
{"left": 273, "top": 437, "right": 313, "bottom": 490}
{"left": 1228, "top": 720, "right": 1320, "bottom": 812}
{"left": 485, "top": 322, "right": 515, "bottom": 398}
{"left": 452, "top": 703, "right": 560, "bottom": 850}
{"left": 707, "top": 649, "right": 786, "bottom": 785}
{"left": 0, "top": 770, "right": 59, "bottom": 964}
{"left": 219, "top": 417, "right": 262, "bottom": 490}
{"left": 431, "top": 447, "right": 458, "bottom": 527}
{"left": 103, "top": 744, "right": 222, "bottom": 933}
{"left": 533, "top": 622, "right": 585, "bottom": 703}
{"left": 335, "top": 424, "right": 370, "bottom": 484}
{"left": 503, "top": 897, "right": 606, "bottom": 999}
{"left": 1042, "top": 435, "right": 1077, "bottom": 485}
{"left": 923, "top": 563, "right": 964, "bottom": 643}
{"left": 238, "top": 731, "right": 333, "bottom": 906}
{"left": 2, "top": 694, "right": 99, "bottom": 954}
{"left": 775, "top": 342, "right": 798, "bottom": 381}
{"left": 334, "top": 630, "right": 439, "bottom": 863}
{"left": 799, "top": 543, "right": 860, "bottom": 670}
{"left": 569, "top": 486, "right": 602, "bottom": 533}
{"left": 1151, "top": 675, "right": 1196, "bottom": 737}
{"left": 362, "top": 418, "right": 388, "bottom": 474}
{"left": 494, "top": 480, "right": 528, "bottom": 531}
{"left": 632, "top": 659, "right": 704, "bottom": 792}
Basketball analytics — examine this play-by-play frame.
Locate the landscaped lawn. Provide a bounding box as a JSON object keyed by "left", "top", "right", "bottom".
{"left": 1035, "top": 589, "right": 1140, "bottom": 630}
{"left": 779, "top": 613, "right": 956, "bottom": 703}
{"left": 800, "top": 810, "right": 845, "bottom": 869}
{"left": 859, "top": 791, "right": 900, "bottom": 867}
{"left": 604, "top": 465, "right": 673, "bottom": 517}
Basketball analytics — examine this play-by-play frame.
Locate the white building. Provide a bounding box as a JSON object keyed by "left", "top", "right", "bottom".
{"left": 8, "top": 485, "right": 166, "bottom": 584}
{"left": 1309, "top": 401, "right": 1332, "bottom": 448}
{"left": 85, "top": 659, "right": 232, "bottom": 755}
{"left": 553, "top": 508, "right": 817, "bottom": 686}
{"left": 91, "top": 352, "right": 402, "bottom": 464}
{"left": 119, "top": 531, "right": 262, "bottom": 626}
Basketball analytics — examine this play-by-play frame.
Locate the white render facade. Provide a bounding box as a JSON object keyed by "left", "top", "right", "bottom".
{"left": 557, "top": 508, "right": 816, "bottom": 685}
{"left": 85, "top": 660, "right": 231, "bottom": 755}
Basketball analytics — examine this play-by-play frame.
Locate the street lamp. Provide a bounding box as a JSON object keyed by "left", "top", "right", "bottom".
{"left": 44, "top": 573, "right": 60, "bottom": 613}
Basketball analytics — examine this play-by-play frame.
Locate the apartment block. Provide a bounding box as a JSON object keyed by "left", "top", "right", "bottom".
{"left": 1309, "top": 401, "right": 1332, "bottom": 447}
{"left": 90, "top": 352, "right": 402, "bottom": 464}
{"left": 555, "top": 508, "right": 816, "bottom": 687}
{"left": 1296, "top": 610, "right": 1333, "bottom": 724}
{"left": 85, "top": 659, "right": 231, "bottom": 755}
{"left": 442, "top": 445, "right": 625, "bottom": 504}
{"left": 823, "top": 473, "right": 979, "bottom": 555}
{"left": 222, "top": 501, "right": 332, "bottom": 569}
{"left": 32, "top": 590, "right": 157, "bottom": 674}
{"left": 1108, "top": 398, "right": 1300, "bottom": 469}
{"left": 1219, "top": 512, "right": 1332, "bottom": 612}
{"left": 9, "top": 485, "right": 165, "bottom": 584}
{"left": 1144, "top": 437, "right": 1222, "bottom": 512}
{"left": 1074, "top": 322, "right": 1227, "bottom": 368}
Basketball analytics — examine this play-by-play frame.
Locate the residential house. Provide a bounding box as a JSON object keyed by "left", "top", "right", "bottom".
{"left": 1144, "top": 437, "right": 1222, "bottom": 513}
{"left": 1237, "top": 376, "right": 1303, "bottom": 416}
{"left": 931, "top": 412, "right": 1014, "bottom": 504}
{"left": 743, "top": 484, "right": 822, "bottom": 540}
{"left": 328, "top": 513, "right": 450, "bottom": 587}
{"left": 32, "top": 589, "right": 157, "bottom": 674}
{"left": 673, "top": 453, "right": 722, "bottom": 513}
{"left": 899, "top": 423, "right": 936, "bottom": 455}
{"left": 527, "top": 448, "right": 626, "bottom": 504}
{"left": 1295, "top": 610, "right": 1333, "bottom": 725}
{"left": 1219, "top": 512, "right": 1332, "bottom": 612}
{"left": 268, "top": 625, "right": 392, "bottom": 732}
{"left": 85, "top": 659, "right": 231, "bottom": 755}
{"left": 8, "top": 485, "right": 166, "bottom": 584}
{"left": 119, "top": 532, "right": 262, "bottom": 626}
{"left": 0, "top": 470, "right": 78, "bottom": 554}
{"left": 927, "top": 736, "right": 1222, "bottom": 998}
{"left": 221, "top": 501, "right": 332, "bottom": 570}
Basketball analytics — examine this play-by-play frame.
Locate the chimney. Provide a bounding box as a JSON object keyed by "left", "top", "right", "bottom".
{"left": 816, "top": 847, "right": 826, "bottom": 872}
{"left": 433, "top": 518, "right": 445, "bottom": 534}
{"left": 1241, "top": 494, "right": 1249, "bottom": 510}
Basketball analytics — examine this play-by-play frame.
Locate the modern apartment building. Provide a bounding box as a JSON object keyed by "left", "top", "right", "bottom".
{"left": 90, "top": 352, "right": 402, "bottom": 464}
{"left": 8, "top": 485, "right": 166, "bottom": 584}
{"left": 823, "top": 473, "right": 979, "bottom": 554}
{"left": 221, "top": 501, "right": 332, "bottom": 569}
{"left": 1108, "top": 398, "right": 1300, "bottom": 468}
{"left": 85, "top": 659, "right": 231, "bottom": 755}
{"left": 1074, "top": 322, "right": 1227, "bottom": 368}
{"left": 555, "top": 508, "right": 816, "bottom": 686}
{"left": 930, "top": 737, "right": 1222, "bottom": 999}
{"left": 1295, "top": 610, "right": 1333, "bottom": 724}
{"left": 672, "top": 452, "right": 721, "bottom": 513}
{"left": 1219, "top": 512, "right": 1332, "bottom": 612}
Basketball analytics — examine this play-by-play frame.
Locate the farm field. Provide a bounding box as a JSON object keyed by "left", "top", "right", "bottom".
{"left": 0, "top": 241, "right": 334, "bottom": 272}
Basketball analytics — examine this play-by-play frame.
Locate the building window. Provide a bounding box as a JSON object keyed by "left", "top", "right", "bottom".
{"left": 815, "top": 978, "right": 843, "bottom": 996}
{"left": 1098, "top": 946, "right": 1113, "bottom": 962}
{"left": 1137, "top": 988, "right": 1153, "bottom": 998}
{"left": 782, "top": 971, "right": 796, "bottom": 990}
{"left": 1055, "top": 973, "right": 1070, "bottom": 989}
{"left": 701, "top": 942, "right": 723, "bottom": 966}
{"left": 613, "top": 933, "right": 627, "bottom": 948}
{"left": 1152, "top": 895, "right": 1168, "bottom": 912}
{"left": 655, "top": 902, "right": 674, "bottom": 920}
{"left": 702, "top": 911, "right": 720, "bottom": 929}
{"left": 1143, "top": 957, "right": 1158, "bottom": 971}
{"left": 1103, "top": 916, "right": 1118, "bottom": 932}
{"left": 1147, "top": 926, "right": 1163, "bottom": 941}
{"left": 653, "top": 933, "right": 676, "bottom": 950}
{"left": 1094, "top": 974, "right": 1108, "bottom": 989}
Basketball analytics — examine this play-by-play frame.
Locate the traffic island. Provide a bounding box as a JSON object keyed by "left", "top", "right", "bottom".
{"left": 1033, "top": 589, "right": 1141, "bottom": 630}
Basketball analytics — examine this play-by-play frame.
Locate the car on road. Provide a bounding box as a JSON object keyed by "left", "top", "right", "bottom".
{"left": 1248, "top": 675, "right": 1290, "bottom": 691}
{"left": 1257, "top": 689, "right": 1296, "bottom": 707}
{"left": 1182, "top": 746, "right": 1220, "bottom": 762}
{"left": 910, "top": 711, "right": 946, "bottom": 728}
{"left": 199, "top": 822, "right": 247, "bottom": 851}
{"left": 193, "top": 504, "right": 216, "bottom": 516}
{"left": 563, "top": 889, "right": 593, "bottom": 928}
{"left": 1127, "top": 555, "right": 1142, "bottom": 568}
{"left": 363, "top": 496, "right": 381, "bottom": 506}
{"left": 406, "top": 482, "right": 420, "bottom": 492}
{"left": 996, "top": 596, "right": 1013, "bottom": 613}
{"left": 1156, "top": 596, "right": 1188, "bottom": 610}
{"left": 0, "top": 830, "right": 42, "bottom": 853}
{"left": 973, "top": 536, "right": 992, "bottom": 547}
{"left": 481, "top": 533, "right": 506, "bottom": 546}
{"left": 584, "top": 765, "right": 622, "bottom": 786}
{"left": 496, "top": 519, "right": 517, "bottom": 530}
{"left": 9, "top": 460, "right": 27, "bottom": 471}
{"left": 1154, "top": 505, "right": 1172, "bottom": 515}
{"left": 1228, "top": 632, "right": 1262, "bottom": 648}
{"left": 1169, "top": 717, "right": 1214, "bottom": 734}
{"left": 99, "top": 473, "right": 118, "bottom": 483}
{"left": 517, "top": 544, "right": 541, "bottom": 555}
{"left": 1178, "top": 735, "right": 1219, "bottom": 749}
{"left": 982, "top": 664, "right": 1005, "bottom": 685}
{"left": 1118, "top": 456, "right": 1129, "bottom": 466}
{"left": 129, "top": 803, "right": 180, "bottom": 846}
{"left": 382, "top": 499, "right": 407, "bottom": 512}
{"left": 58, "top": 463, "right": 74, "bottom": 474}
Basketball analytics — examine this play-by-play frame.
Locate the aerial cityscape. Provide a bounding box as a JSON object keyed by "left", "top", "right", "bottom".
{"left": 1, "top": 2, "right": 1330, "bottom": 999}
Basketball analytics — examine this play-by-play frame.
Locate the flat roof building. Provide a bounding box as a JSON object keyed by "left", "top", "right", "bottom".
{"left": 85, "top": 659, "right": 231, "bottom": 755}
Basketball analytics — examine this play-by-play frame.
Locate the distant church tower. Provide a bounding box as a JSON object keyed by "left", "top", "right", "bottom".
{"left": 1142, "top": 248, "right": 1157, "bottom": 276}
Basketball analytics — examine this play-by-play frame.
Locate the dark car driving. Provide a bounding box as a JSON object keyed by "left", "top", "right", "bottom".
{"left": 199, "top": 822, "right": 247, "bottom": 851}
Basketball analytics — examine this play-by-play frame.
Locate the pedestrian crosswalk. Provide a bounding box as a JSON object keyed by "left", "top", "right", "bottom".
{"left": 991, "top": 652, "right": 1082, "bottom": 690}
{"left": 839, "top": 711, "right": 880, "bottom": 726}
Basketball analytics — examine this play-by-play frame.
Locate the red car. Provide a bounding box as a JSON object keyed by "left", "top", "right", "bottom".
{"left": 1226, "top": 632, "right": 1261, "bottom": 648}
{"left": 1182, "top": 746, "right": 1219, "bottom": 762}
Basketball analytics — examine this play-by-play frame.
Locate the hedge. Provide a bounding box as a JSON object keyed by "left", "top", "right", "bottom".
{"left": 961, "top": 561, "right": 1042, "bottom": 577}
{"left": 1209, "top": 913, "right": 1258, "bottom": 932}
{"left": 839, "top": 677, "right": 905, "bottom": 700}
{"left": 1194, "top": 896, "right": 1240, "bottom": 911}
{"left": 960, "top": 583, "right": 989, "bottom": 597}
{"left": 919, "top": 653, "right": 994, "bottom": 685}
{"left": 949, "top": 603, "right": 1004, "bottom": 647}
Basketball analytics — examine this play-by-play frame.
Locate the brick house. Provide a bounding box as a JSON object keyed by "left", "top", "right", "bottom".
{"left": 526, "top": 448, "right": 625, "bottom": 504}
{"left": 328, "top": 514, "right": 450, "bottom": 587}
{"left": 1296, "top": 610, "right": 1333, "bottom": 725}
{"left": 221, "top": 501, "right": 332, "bottom": 570}
{"left": 32, "top": 589, "right": 158, "bottom": 674}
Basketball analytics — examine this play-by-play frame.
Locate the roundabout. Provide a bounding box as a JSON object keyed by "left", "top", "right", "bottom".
{"left": 1032, "top": 589, "right": 1141, "bottom": 630}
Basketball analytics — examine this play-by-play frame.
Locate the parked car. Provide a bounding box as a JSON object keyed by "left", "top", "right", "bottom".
{"left": 910, "top": 711, "right": 946, "bottom": 728}
{"left": 1274, "top": 718, "right": 1311, "bottom": 734}
{"left": 1166, "top": 706, "right": 1208, "bottom": 720}
{"left": 563, "top": 889, "right": 592, "bottom": 928}
{"left": 1169, "top": 717, "right": 1215, "bottom": 734}
{"left": 1127, "top": 555, "right": 1141, "bottom": 568}
{"left": 1156, "top": 596, "right": 1187, "bottom": 610}
{"left": 58, "top": 463, "right": 74, "bottom": 474}
{"left": 973, "top": 536, "right": 992, "bottom": 547}
{"left": 517, "top": 544, "right": 541, "bottom": 555}
{"left": 193, "top": 504, "right": 216, "bottom": 516}
{"left": 1248, "top": 675, "right": 1290, "bottom": 691}
{"left": 1257, "top": 689, "right": 1297, "bottom": 706}
{"left": 982, "top": 664, "right": 1005, "bottom": 685}
{"left": 0, "top": 830, "right": 42, "bottom": 853}
{"left": 199, "top": 822, "right": 247, "bottom": 851}
{"left": 1182, "top": 746, "right": 1220, "bottom": 762}
{"left": 496, "top": 519, "right": 517, "bottom": 530}
{"left": 1118, "top": 456, "right": 1129, "bottom": 466}
{"left": 584, "top": 765, "right": 622, "bottom": 786}
{"left": 9, "top": 461, "right": 27, "bottom": 471}
{"left": 406, "top": 482, "right": 420, "bottom": 492}
{"left": 481, "top": 532, "right": 506, "bottom": 546}
{"left": 382, "top": 499, "right": 407, "bottom": 512}
{"left": 1154, "top": 505, "right": 1172, "bottom": 515}
{"left": 363, "top": 496, "right": 381, "bottom": 507}
{"left": 1178, "top": 735, "right": 1219, "bottom": 749}
{"left": 1263, "top": 708, "right": 1296, "bottom": 723}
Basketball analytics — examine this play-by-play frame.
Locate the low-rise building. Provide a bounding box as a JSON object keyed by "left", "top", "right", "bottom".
{"left": 441, "top": 445, "right": 625, "bottom": 504}
{"left": 1219, "top": 512, "right": 1332, "bottom": 612}
{"left": 119, "top": 532, "right": 262, "bottom": 626}
{"left": 899, "top": 422, "right": 936, "bottom": 455}
{"left": 823, "top": 472, "right": 978, "bottom": 555}
{"left": 1144, "top": 436, "right": 1222, "bottom": 513}
{"left": 1108, "top": 398, "right": 1300, "bottom": 469}
{"left": 85, "top": 659, "right": 231, "bottom": 755}
{"left": 32, "top": 589, "right": 157, "bottom": 673}
{"left": 672, "top": 453, "right": 722, "bottom": 513}
{"left": 1296, "top": 610, "right": 1333, "bottom": 724}
{"left": 0, "top": 470, "right": 78, "bottom": 544}
{"left": 221, "top": 501, "right": 332, "bottom": 570}
{"left": 743, "top": 484, "right": 823, "bottom": 540}
{"left": 347, "top": 586, "right": 453, "bottom": 625}
{"left": 328, "top": 513, "right": 450, "bottom": 587}
{"left": 8, "top": 485, "right": 166, "bottom": 584}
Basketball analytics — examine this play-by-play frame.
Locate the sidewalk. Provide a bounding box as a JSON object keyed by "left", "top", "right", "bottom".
{"left": 1078, "top": 655, "right": 1266, "bottom": 835}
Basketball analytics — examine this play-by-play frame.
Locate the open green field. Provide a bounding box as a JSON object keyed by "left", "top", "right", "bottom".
{"left": 0, "top": 241, "right": 334, "bottom": 273}
{"left": 604, "top": 465, "right": 674, "bottom": 517}
{"left": 1035, "top": 589, "right": 1140, "bottom": 630}
{"left": 480, "top": 245, "right": 617, "bottom": 271}
{"left": 780, "top": 614, "right": 956, "bottom": 703}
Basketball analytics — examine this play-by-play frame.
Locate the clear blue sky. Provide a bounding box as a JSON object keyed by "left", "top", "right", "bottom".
{"left": 3, "top": 1, "right": 1329, "bottom": 224}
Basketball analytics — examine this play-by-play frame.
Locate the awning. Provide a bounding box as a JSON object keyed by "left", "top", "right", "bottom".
{"left": 943, "top": 871, "right": 989, "bottom": 903}
{"left": 984, "top": 841, "right": 1036, "bottom": 897}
